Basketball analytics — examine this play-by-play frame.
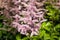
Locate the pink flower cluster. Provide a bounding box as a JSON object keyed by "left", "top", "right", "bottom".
{"left": 10, "top": 0, "right": 46, "bottom": 36}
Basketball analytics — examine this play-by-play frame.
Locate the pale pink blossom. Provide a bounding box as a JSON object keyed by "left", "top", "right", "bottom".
{"left": 10, "top": 0, "right": 46, "bottom": 36}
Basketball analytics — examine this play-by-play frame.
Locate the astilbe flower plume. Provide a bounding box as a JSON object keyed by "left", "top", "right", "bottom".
{"left": 2, "top": 0, "right": 46, "bottom": 36}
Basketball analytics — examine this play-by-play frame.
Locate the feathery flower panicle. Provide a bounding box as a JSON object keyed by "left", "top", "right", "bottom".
{"left": 2, "top": 0, "right": 46, "bottom": 36}
{"left": 11, "top": 0, "right": 47, "bottom": 36}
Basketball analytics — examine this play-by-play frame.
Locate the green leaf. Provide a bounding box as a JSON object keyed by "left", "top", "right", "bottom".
{"left": 0, "top": 23, "right": 2, "bottom": 27}
{"left": 44, "top": 34, "right": 50, "bottom": 40}
{"left": 39, "top": 30, "right": 46, "bottom": 38}
{"left": 41, "top": 22, "right": 52, "bottom": 31}
{"left": 16, "top": 34, "right": 21, "bottom": 40}
{"left": 58, "top": 37, "right": 60, "bottom": 40}
{"left": 55, "top": 24, "right": 60, "bottom": 28}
